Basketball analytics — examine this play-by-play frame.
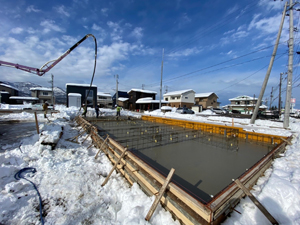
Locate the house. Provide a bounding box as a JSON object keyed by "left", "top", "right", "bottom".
{"left": 66, "top": 83, "right": 97, "bottom": 108}
{"left": 195, "top": 92, "right": 219, "bottom": 109}
{"left": 226, "top": 95, "right": 267, "bottom": 113}
{"left": 0, "top": 83, "right": 19, "bottom": 103}
{"left": 112, "top": 91, "right": 129, "bottom": 106}
{"left": 97, "top": 92, "right": 112, "bottom": 108}
{"left": 118, "top": 97, "right": 129, "bottom": 109}
{"left": 128, "top": 89, "right": 157, "bottom": 110}
{"left": 30, "top": 87, "right": 54, "bottom": 104}
{"left": 163, "top": 89, "right": 195, "bottom": 108}
{"left": 9, "top": 96, "right": 39, "bottom": 105}
{"left": 135, "top": 97, "right": 168, "bottom": 111}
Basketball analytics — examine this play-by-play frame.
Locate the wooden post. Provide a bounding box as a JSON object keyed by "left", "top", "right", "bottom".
{"left": 94, "top": 135, "right": 109, "bottom": 159}
{"left": 34, "top": 112, "right": 39, "bottom": 134}
{"left": 232, "top": 118, "right": 234, "bottom": 127}
{"left": 145, "top": 168, "right": 175, "bottom": 221}
{"left": 101, "top": 148, "right": 128, "bottom": 187}
{"left": 234, "top": 179, "right": 278, "bottom": 225}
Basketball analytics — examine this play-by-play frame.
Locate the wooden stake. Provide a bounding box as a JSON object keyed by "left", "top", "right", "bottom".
{"left": 101, "top": 148, "right": 128, "bottom": 186}
{"left": 145, "top": 168, "right": 175, "bottom": 221}
{"left": 234, "top": 179, "right": 278, "bottom": 225}
{"left": 232, "top": 118, "right": 234, "bottom": 127}
{"left": 81, "top": 134, "right": 91, "bottom": 144}
{"left": 34, "top": 112, "right": 39, "bottom": 134}
{"left": 94, "top": 135, "right": 109, "bottom": 159}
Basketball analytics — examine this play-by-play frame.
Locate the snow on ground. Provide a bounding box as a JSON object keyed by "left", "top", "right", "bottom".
{"left": 0, "top": 105, "right": 300, "bottom": 224}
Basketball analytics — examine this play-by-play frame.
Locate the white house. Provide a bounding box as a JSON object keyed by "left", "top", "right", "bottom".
{"left": 163, "top": 89, "right": 195, "bottom": 108}
{"left": 97, "top": 92, "right": 112, "bottom": 108}
{"left": 226, "top": 95, "right": 267, "bottom": 113}
{"left": 30, "top": 87, "right": 54, "bottom": 104}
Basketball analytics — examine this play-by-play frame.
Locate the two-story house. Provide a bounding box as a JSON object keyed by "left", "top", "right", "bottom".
{"left": 0, "top": 83, "right": 19, "bottom": 103}
{"left": 97, "top": 92, "right": 112, "bottom": 108}
{"left": 163, "top": 89, "right": 195, "bottom": 108}
{"left": 227, "top": 95, "right": 267, "bottom": 113}
{"left": 30, "top": 87, "right": 54, "bottom": 104}
{"left": 195, "top": 92, "right": 219, "bottom": 109}
{"left": 127, "top": 89, "right": 157, "bottom": 110}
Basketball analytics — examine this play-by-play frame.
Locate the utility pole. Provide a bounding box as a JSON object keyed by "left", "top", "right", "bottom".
{"left": 269, "top": 87, "right": 273, "bottom": 109}
{"left": 278, "top": 73, "right": 283, "bottom": 115}
{"left": 284, "top": 0, "right": 294, "bottom": 128}
{"left": 159, "top": 48, "right": 164, "bottom": 109}
{"left": 250, "top": 2, "right": 287, "bottom": 124}
{"left": 115, "top": 74, "right": 119, "bottom": 106}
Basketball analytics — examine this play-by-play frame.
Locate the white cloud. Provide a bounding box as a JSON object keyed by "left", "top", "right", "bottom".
{"left": 168, "top": 47, "right": 201, "bottom": 58}
{"left": 11, "top": 27, "right": 23, "bottom": 34}
{"left": 225, "top": 5, "right": 239, "bottom": 16}
{"left": 26, "top": 5, "right": 41, "bottom": 13}
{"left": 177, "top": 13, "right": 191, "bottom": 28}
{"left": 101, "top": 8, "right": 108, "bottom": 16}
{"left": 248, "top": 13, "right": 283, "bottom": 34}
{"left": 258, "top": 0, "right": 283, "bottom": 11}
{"left": 107, "top": 21, "right": 123, "bottom": 41}
{"left": 40, "top": 20, "right": 65, "bottom": 33}
{"left": 131, "top": 27, "right": 143, "bottom": 40}
{"left": 227, "top": 50, "right": 232, "bottom": 55}
{"left": 55, "top": 5, "right": 70, "bottom": 17}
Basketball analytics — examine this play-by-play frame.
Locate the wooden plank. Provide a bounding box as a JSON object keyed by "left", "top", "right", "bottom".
{"left": 145, "top": 168, "right": 175, "bottom": 221}
{"left": 234, "top": 179, "right": 278, "bottom": 225}
{"left": 34, "top": 112, "right": 39, "bottom": 134}
{"left": 280, "top": 137, "right": 292, "bottom": 145}
{"left": 101, "top": 148, "right": 128, "bottom": 186}
{"left": 94, "top": 135, "right": 109, "bottom": 159}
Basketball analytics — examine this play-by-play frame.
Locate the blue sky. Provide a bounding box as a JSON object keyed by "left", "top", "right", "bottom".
{"left": 0, "top": 0, "right": 299, "bottom": 108}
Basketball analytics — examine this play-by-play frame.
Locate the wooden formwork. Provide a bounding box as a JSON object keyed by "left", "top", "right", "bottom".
{"left": 141, "top": 115, "right": 287, "bottom": 145}
{"left": 75, "top": 116, "right": 291, "bottom": 225}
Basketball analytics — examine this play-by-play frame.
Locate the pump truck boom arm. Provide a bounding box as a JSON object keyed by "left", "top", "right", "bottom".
{"left": 0, "top": 34, "right": 96, "bottom": 76}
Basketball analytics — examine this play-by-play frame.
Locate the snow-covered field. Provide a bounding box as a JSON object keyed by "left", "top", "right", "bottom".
{"left": 0, "top": 105, "right": 299, "bottom": 224}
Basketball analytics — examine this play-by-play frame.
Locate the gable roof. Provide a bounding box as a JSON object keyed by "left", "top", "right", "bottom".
{"left": 229, "top": 95, "right": 257, "bottom": 101}
{"left": 128, "top": 89, "right": 157, "bottom": 94}
{"left": 30, "top": 87, "right": 52, "bottom": 91}
{"left": 195, "top": 92, "right": 218, "bottom": 98}
{"left": 163, "top": 89, "right": 194, "bottom": 97}
{"left": 0, "top": 83, "right": 19, "bottom": 91}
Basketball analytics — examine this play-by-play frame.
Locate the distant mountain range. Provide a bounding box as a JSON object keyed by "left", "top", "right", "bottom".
{"left": 1, "top": 81, "right": 67, "bottom": 103}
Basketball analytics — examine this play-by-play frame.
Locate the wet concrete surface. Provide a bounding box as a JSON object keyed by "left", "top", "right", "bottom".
{"left": 95, "top": 119, "right": 273, "bottom": 203}
{"left": 0, "top": 121, "right": 38, "bottom": 153}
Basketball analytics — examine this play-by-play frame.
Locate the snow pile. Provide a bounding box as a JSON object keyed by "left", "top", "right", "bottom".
{"left": 0, "top": 106, "right": 177, "bottom": 225}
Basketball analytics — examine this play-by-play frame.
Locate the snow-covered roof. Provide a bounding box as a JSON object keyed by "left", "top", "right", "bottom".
{"left": 68, "top": 93, "right": 82, "bottom": 97}
{"left": 128, "top": 89, "right": 157, "bottom": 94}
{"left": 226, "top": 104, "right": 267, "bottom": 109}
{"left": 195, "top": 92, "right": 218, "bottom": 98}
{"left": 118, "top": 97, "right": 129, "bottom": 102}
{"left": 30, "top": 87, "right": 52, "bottom": 91}
{"left": 229, "top": 95, "right": 257, "bottom": 101}
{"left": 163, "top": 89, "right": 194, "bottom": 96}
{"left": 136, "top": 97, "right": 168, "bottom": 104}
{"left": 0, "top": 91, "right": 9, "bottom": 94}
{"left": 66, "top": 83, "right": 97, "bottom": 88}
{"left": 97, "top": 92, "right": 111, "bottom": 97}
{"left": 9, "top": 96, "right": 39, "bottom": 100}
{"left": 0, "top": 83, "right": 19, "bottom": 91}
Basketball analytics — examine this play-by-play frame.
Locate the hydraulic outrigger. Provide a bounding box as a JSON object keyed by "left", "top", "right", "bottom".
{"left": 0, "top": 34, "right": 96, "bottom": 76}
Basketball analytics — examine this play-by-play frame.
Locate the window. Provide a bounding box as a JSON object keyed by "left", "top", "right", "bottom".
{"left": 245, "top": 101, "right": 250, "bottom": 105}
{"left": 235, "top": 101, "right": 240, "bottom": 105}
{"left": 43, "top": 92, "right": 48, "bottom": 95}
{"left": 171, "top": 97, "right": 175, "bottom": 100}
{"left": 185, "top": 97, "right": 188, "bottom": 99}
{"left": 86, "top": 90, "right": 93, "bottom": 98}
{"left": 165, "top": 98, "right": 168, "bottom": 101}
